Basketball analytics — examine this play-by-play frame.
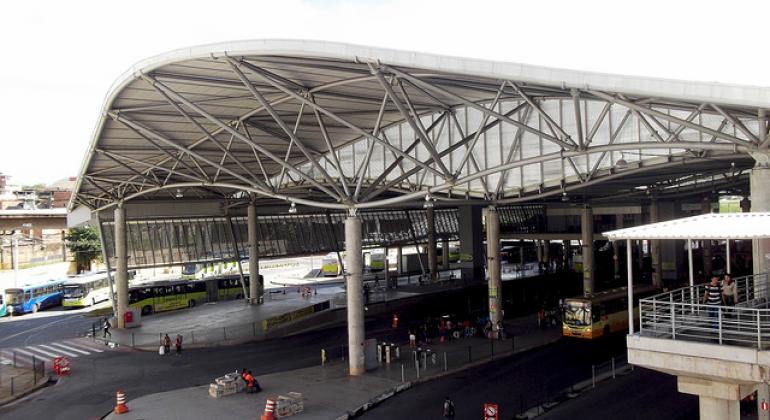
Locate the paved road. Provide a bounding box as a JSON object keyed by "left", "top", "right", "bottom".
{"left": 359, "top": 334, "right": 698, "bottom": 420}
{"left": 0, "top": 311, "right": 98, "bottom": 349}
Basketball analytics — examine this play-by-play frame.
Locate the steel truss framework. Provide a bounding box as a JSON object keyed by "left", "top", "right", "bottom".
{"left": 71, "top": 41, "right": 770, "bottom": 212}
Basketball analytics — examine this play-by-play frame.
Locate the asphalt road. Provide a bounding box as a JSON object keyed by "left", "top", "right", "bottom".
{"left": 359, "top": 335, "right": 698, "bottom": 420}
{"left": 0, "top": 310, "right": 99, "bottom": 348}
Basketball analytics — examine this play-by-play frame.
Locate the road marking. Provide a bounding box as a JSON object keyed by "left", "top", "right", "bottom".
{"left": 38, "top": 344, "right": 78, "bottom": 358}
{"left": 25, "top": 346, "right": 60, "bottom": 358}
{"left": 65, "top": 340, "right": 104, "bottom": 353}
{"left": 49, "top": 342, "right": 90, "bottom": 355}
{"left": 12, "top": 348, "right": 51, "bottom": 363}
{"left": 0, "top": 315, "right": 78, "bottom": 344}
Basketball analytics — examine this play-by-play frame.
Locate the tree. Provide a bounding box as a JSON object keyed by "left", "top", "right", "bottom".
{"left": 65, "top": 226, "right": 102, "bottom": 273}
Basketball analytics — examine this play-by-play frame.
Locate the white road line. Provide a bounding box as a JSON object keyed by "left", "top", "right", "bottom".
{"left": 38, "top": 344, "right": 78, "bottom": 358}
{"left": 13, "top": 348, "right": 51, "bottom": 363}
{"left": 25, "top": 346, "right": 60, "bottom": 359}
{"left": 65, "top": 340, "right": 104, "bottom": 353}
{"left": 48, "top": 342, "right": 90, "bottom": 355}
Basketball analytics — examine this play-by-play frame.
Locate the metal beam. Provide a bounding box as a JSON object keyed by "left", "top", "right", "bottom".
{"left": 711, "top": 104, "right": 760, "bottom": 144}
{"left": 453, "top": 82, "right": 506, "bottom": 178}
{"left": 509, "top": 81, "right": 575, "bottom": 147}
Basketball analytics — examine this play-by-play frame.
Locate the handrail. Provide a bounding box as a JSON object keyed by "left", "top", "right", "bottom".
{"left": 638, "top": 273, "right": 770, "bottom": 349}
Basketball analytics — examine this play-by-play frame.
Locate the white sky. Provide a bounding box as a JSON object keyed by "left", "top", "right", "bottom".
{"left": 1, "top": 0, "right": 768, "bottom": 186}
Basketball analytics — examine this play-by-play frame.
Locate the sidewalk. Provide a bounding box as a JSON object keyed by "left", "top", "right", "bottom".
{"left": 0, "top": 363, "right": 49, "bottom": 407}
{"left": 103, "top": 314, "right": 562, "bottom": 419}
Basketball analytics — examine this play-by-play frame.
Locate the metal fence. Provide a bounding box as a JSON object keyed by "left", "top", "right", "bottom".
{"left": 639, "top": 273, "right": 770, "bottom": 348}
{"left": 0, "top": 358, "right": 46, "bottom": 399}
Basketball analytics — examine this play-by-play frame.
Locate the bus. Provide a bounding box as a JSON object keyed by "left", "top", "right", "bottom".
{"left": 63, "top": 273, "right": 111, "bottom": 307}
{"left": 562, "top": 285, "right": 658, "bottom": 339}
{"left": 181, "top": 261, "right": 238, "bottom": 280}
{"left": 5, "top": 279, "right": 66, "bottom": 315}
{"left": 129, "top": 274, "right": 259, "bottom": 315}
{"left": 368, "top": 251, "right": 386, "bottom": 271}
{"left": 0, "top": 292, "right": 6, "bottom": 317}
{"left": 321, "top": 254, "right": 340, "bottom": 277}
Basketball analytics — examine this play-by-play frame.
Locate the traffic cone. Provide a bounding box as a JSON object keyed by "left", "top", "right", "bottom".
{"left": 114, "top": 389, "right": 129, "bottom": 414}
{"left": 260, "top": 397, "right": 276, "bottom": 420}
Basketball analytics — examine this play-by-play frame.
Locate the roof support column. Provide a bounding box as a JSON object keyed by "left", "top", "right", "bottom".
{"left": 650, "top": 200, "right": 662, "bottom": 288}
{"left": 486, "top": 206, "right": 502, "bottom": 338}
{"left": 702, "top": 197, "right": 713, "bottom": 279}
{"left": 627, "top": 239, "right": 634, "bottom": 334}
{"left": 458, "top": 206, "right": 484, "bottom": 281}
{"left": 248, "top": 203, "right": 261, "bottom": 304}
{"left": 751, "top": 164, "right": 770, "bottom": 275}
{"left": 345, "top": 212, "right": 365, "bottom": 376}
{"left": 114, "top": 203, "right": 128, "bottom": 329}
{"left": 581, "top": 205, "right": 594, "bottom": 295}
{"left": 441, "top": 239, "right": 450, "bottom": 271}
{"left": 426, "top": 202, "right": 437, "bottom": 282}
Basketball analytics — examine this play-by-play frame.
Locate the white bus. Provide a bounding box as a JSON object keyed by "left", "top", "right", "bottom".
{"left": 63, "top": 273, "right": 112, "bottom": 307}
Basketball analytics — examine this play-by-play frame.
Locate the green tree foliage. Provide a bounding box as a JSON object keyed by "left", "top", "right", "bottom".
{"left": 65, "top": 226, "right": 102, "bottom": 273}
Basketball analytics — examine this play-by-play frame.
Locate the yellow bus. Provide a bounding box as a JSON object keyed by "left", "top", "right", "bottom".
{"left": 63, "top": 273, "right": 111, "bottom": 307}
{"left": 562, "top": 285, "right": 658, "bottom": 339}
{"left": 129, "top": 275, "right": 259, "bottom": 315}
{"left": 321, "top": 254, "right": 340, "bottom": 277}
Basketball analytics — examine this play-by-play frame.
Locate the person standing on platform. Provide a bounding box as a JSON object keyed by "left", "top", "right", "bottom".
{"left": 162, "top": 334, "right": 171, "bottom": 355}
{"left": 722, "top": 275, "right": 736, "bottom": 306}
{"left": 175, "top": 334, "right": 183, "bottom": 355}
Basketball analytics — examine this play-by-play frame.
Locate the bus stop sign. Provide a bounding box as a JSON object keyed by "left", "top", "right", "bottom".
{"left": 484, "top": 403, "right": 498, "bottom": 420}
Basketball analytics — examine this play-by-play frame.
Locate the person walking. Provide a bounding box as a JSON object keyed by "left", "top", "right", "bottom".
{"left": 722, "top": 275, "right": 736, "bottom": 306}
{"left": 102, "top": 318, "right": 111, "bottom": 338}
{"left": 409, "top": 330, "right": 416, "bottom": 348}
{"left": 162, "top": 334, "right": 171, "bottom": 355}
{"left": 174, "top": 334, "right": 183, "bottom": 356}
{"left": 443, "top": 396, "right": 455, "bottom": 419}
{"left": 703, "top": 276, "right": 723, "bottom": 325}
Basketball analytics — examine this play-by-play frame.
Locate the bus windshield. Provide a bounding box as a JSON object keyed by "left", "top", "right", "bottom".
{"left": 563, "top": 301, "right": 591, "bottom": 326}
{"left": 182, "top": 264, "right": 197, "bottom": 275}
{"left": 5, "top": 289, "right": 23, "bottom": 305}
{"left": 63, "top": 285, "right": 85, "bottom": 298}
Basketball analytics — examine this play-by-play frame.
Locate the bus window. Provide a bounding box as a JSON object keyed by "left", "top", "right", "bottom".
{"left": 563, "top": 302, "right": 590, "bottom": 327}
{"left": 25, "top": 291, "right": 32, "bottom": 301}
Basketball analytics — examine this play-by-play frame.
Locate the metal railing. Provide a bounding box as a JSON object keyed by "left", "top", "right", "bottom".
{"left": 639, "top": 273, "right": 770, "bottom": 348}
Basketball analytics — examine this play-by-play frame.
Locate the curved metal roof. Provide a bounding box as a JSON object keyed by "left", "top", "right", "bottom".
{"left": 71, "top": 39, "right": 769, "bottom": 212}
{"left": 604, "top": 212, "right": 770, "bottom": 240}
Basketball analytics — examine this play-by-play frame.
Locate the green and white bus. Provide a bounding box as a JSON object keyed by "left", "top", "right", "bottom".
{"left": 63, "top": 273, "right": 111, "bottom": 307}
{"left": 129, "top": 275, "right": 259, "bottom": 315}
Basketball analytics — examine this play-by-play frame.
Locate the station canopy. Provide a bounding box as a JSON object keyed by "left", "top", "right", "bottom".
{"left": 70, "top": 40, "right": 770, "bottom": 214}
{"left": 603, "top": 212, "right": 770, "bottom": 240}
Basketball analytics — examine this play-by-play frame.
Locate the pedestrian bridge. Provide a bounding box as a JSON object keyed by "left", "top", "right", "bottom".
{"left": 628, "top": 273, "right": 770, "bottom": 420}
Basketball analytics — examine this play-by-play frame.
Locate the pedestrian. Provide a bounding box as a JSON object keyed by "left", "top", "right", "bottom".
{"left": 162, "top": 334, "right": 171, "bottom": 354}
{"left": 174, "top": 334, "right": 183, "bottom": 355}
{"left": 722, "top": 275, "right": 736, "bottom": 306}
{"left": 409, "top": 330, "right": 416, "bottom": 348}
{"left": 103, "top": 318, "right": 111, "bottom": 338}
{"left": 703, "top": 276, "right": 723, "bottom": 323}
{"left": 443, "top": 396, "right": 455, "bottom": 419}
{"left": 496, "top": 321, "right": 504, "bottom": 340}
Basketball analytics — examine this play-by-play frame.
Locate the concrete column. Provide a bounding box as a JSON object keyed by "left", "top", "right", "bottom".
{"left": 581, "top": 206, "right": 594, "bottom": 295}
{"left": 536, "top": 240, "right": 543, "bottom": 272}
{"left": 543, "top": 240, "right": 550, "bottom": 272}
{"left": 458, "top": 206, "right": 484, "bottom": 281}
{"left": 758, "top": 383, "right": 770, "bottom": 420}
{"left": 426, "top": 204, "right": 437, "bottom": 282}
{"left": 485, "top": 207, "right": 502, "bottom": 336}
{"left": 650, "top": 200, "right": 663, "bottom": 287}
{"left": 396, "top": 246, "right": 403, "bottom": 274}
{"left": 562, "top": 240, "right": 570, "bottom": 271}
{"left": 345, "top": 214, "right": 365, "bottom": 376}
{"left": 114, "top": 204, "right": 128, "bottom": 329}
{"left": 702, "top": 197, "right": 713, "bottom": 278}
{"left": 752, "top": 166, "right": 770, "bottom": 275}
{"left": 247, "top": 203, "right": 261, "bottom": 304}
{"left": 441, "top": 239, "right": 450, "bottom": 270}
{"left": 699, "top": 397, "right": 740, "bottom": 420}
{"left": 613, "top": 214, "right": 623, "bottom": 280}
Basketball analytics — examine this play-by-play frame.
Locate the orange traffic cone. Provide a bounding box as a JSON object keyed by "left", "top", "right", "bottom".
{"left": 114, "top": 389, "right": 129, "bottom": 414}
{"left": 260, "top": 397, "right": 276, "bottom": 420}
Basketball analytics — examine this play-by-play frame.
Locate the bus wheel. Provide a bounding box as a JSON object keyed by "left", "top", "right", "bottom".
{"left": 188, "top": 300, "right": 196, "bottom": 308}
{"left": 142, "top": 305, "right": 153, "bottom": 315}
{"left": 32, "top": 304, "right": 40, "bottom": 313}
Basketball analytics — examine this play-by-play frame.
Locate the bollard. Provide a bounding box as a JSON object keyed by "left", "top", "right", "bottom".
{"left": 415, "top": 359, "right": 420, "bottom": 379}
{"left": 377, "top": 343, "right": 382, "bottom": 363}
{"left": 431, "top": 352, "right": 437, "bottom": 366}
{"left": 321, "top": 349, "right": 327, "bottom": 366}
{"left": 11, "top": 376, "right": 14, "bottom": 396}
{"left": 261, "top": 397, "right": 276, "bottom": 420}
{"left": 385, "top": 344, "right": 391, "bottom": 364}
{"left": 443, "top": 352, "right": 447, "bottom": 371}
{"left": 401, "top": 364, "right": 405, "bottom": 383}
{"left": 591, "top": 365, "right": 596, "bottom": 388}
{"left": 611, "top": 357, "right": 616, "bottom": 379}
{"left": 422, "top": 351, "right": 427, "bottom": 369}
{"left": 13, "top": 351, "right": 16, "bottom": 368}
{"left": 92, "top": 323, "right": 96, "bottom": 340}
{"left": 114, "top": 389, "right": 129, "bottom": 414}
{"left": 393, "top": 344, "right": 400, "bottom": 360}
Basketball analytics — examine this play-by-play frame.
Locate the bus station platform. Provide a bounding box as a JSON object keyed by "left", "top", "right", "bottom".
{"left": 103, "top": 312, "right": 562, "bottom": 420}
